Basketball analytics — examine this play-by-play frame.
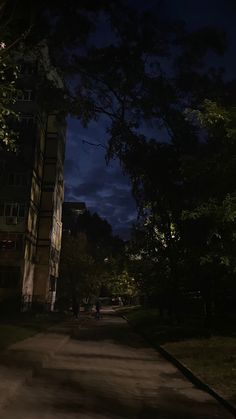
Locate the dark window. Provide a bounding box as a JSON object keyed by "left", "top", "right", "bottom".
{"left": 18, "top": 204, "right": 25, "bottom": 217}
{"left": 8, "top": 173, "right": 15, "bottom": 185}
{"left": 3, "top": 202, "right": 26, "bottom": 217}
{"left": 0, "top": 233, "right": 23, "bottom": 251}
{"left": 17, "top": 90, "right": 34, "bottom": 102}
{"left": 19, "top": 115, "right": 34, "bottom": 127}
{"left": 16, "top": 234, "right": 23, "bottom": 250}
{"left": 0, "top": 266, "right": 20, "bottom": 288}
{"left": 11, "top": 204, "right": 18, "bottom": 217}
{"left": 20, "top": 62, "right": 37, "bottom": 75}
{"left": 5, "top": 204, "right": 11, "bottom": 216}
{"left": 0, "top": 240, "right": 15, "bottom": 250}
{"left": 8, "top": 173, "right": 27, "bottom": 187}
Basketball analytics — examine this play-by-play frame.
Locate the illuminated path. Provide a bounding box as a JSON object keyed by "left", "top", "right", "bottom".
{"left": 1, "top": 309, "right": 234, "bottom": 419}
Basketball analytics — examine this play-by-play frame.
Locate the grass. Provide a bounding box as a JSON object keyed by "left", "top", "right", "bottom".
{"left": 117, "top": 306, "right": 236, "bottom": 406}
{"left": 164, "top": 337, "right": 236, "bottom": 405}
{"left": 0, "top": 312, "right": 66, "bottom": 351}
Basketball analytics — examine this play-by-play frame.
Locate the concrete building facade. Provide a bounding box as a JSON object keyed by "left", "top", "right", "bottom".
{"left": 0, "top": 57, "right": 65, "bottom": 310}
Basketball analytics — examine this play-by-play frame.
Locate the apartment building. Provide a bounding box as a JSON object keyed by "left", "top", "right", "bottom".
{"left": 0, "top": 56, "right": 65, "bottom": 311}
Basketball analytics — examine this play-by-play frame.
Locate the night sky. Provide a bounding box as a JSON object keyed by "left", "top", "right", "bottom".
{"left": 64, "top": 0, "right": 236, "bottom": 240}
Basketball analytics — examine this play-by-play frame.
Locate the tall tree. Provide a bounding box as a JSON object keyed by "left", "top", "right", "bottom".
{"left": 58, "top": 210, "right": 128, "bottom": 307}
{"left": 2, "top": 1, "right": 235, "bottom": 315}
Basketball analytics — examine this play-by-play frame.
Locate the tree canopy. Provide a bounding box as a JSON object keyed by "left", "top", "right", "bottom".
{"left": 58, "top": 209, "right": 134, "bottom": 307}
{"left": 2, "top": 0, "right": 236, "bottom": 317}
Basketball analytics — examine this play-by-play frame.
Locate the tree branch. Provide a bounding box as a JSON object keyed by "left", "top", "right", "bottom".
{"left": 82, "top": 139, "right": 107, "bottom": 150}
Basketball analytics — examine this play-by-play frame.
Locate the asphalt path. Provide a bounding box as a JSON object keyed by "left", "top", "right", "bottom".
{"left": 1, "top": 308, "right": 234, "bottom": 419}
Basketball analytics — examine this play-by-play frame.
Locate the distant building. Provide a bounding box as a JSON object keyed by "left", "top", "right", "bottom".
{"left": 62, "top": 202, "right": 86, "bottom": 235}
{"left": 0, "top": 54, "right": 65, "bottom": 311}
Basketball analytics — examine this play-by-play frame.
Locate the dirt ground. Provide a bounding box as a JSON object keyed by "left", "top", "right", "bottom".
{"left": 1, "top": 308, "right": 234, "bottom": 419}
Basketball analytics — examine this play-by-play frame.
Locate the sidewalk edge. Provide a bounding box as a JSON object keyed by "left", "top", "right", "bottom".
{"left": 122, "top": 314, "right": 236, "bottom": 418}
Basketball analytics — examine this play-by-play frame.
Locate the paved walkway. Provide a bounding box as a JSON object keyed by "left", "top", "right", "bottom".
{"left": 0, "top": 309, "right": 234, "bottom": 419}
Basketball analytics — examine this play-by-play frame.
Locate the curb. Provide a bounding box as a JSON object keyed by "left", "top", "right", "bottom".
{"left": 157, "top": 345, "right": 236, "bottom": 418}
{"left": 121, "top": 314, "right": 236, "bottom": 418}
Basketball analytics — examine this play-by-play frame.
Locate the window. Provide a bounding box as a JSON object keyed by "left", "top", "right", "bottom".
{"left": 18, "top": 204, "right": 25, "bottom": 217}
{"left": 17, "top": 90, "right": 34, "bottom": 102}
{"left": 0, "top": 233, "right": 23, "bottom": 251}
{"left": 19, "top": 115, "right": 35, "bottom": 128}
{"left": 0, "top": 266, "right": 20, "bottom": 288}
{"left": 20, "top": 62, "right": 37, "bottom": 76}
{"left": 0, "top": 240, "right": 15, "bottom": 250}
{"left": 0, "top": 202, "right": 26, "bottom": 218}
{"left": 5, "top": 203, "right": 18, "bottom": 216}
{"left": 8, "top": 173, "right": 27, "bottom": 187}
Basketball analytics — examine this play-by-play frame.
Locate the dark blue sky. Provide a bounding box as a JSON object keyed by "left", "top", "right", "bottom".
{"left": 64, "top": 117, "right": 137, "bottom": 239}
{"left": 64, "top": 0, "right": 236, "bottom": 239}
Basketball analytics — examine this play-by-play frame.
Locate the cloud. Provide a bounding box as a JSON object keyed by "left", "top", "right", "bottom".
{"left": 64, "top": 0, "right": 236, "bottom": 240}
{"left": 64, "top": 133, "right": 137, "bottom": 240}
{"left": 65, "top": 180, "right": 137, "bottom": 239}
{"left": 64, "top": 158, "right": 80, "bottom": 179}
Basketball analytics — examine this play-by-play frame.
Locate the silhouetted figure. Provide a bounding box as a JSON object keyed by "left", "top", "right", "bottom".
{"left": 95, "top": 299, "right": 101, "bottom": 319}
{"left": 72, "top": 297, "right": 79, "bottom": 319}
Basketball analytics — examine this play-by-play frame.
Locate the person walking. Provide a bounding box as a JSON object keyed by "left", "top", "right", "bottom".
{"left": 95, "top": 299, "right": 101, "bottom": 319}
{"left": 72, "top": 297, "right": 79, "bottom": 319}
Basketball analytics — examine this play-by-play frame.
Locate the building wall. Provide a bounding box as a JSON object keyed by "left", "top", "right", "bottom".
{"left": 0, "top": 59, "right": 65, "bottom": 310}
{"left": 33, "top": 114, "right": 65, "bottom": 309}
{"left": 0, "top": 110, "right": 47, "bottom": 306}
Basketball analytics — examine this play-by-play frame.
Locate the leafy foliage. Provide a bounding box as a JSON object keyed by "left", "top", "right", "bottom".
{"left": 58, "top": 210, "right": 134, "bottom": 306}
{"left": 2, "top": 1, "right": 236, "bottom": 316}
{"left": 59, "top": 233, "right": 101, "bottom": 303}
{"left": 0, "top": 45, "right": 20, "bottom": 151}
